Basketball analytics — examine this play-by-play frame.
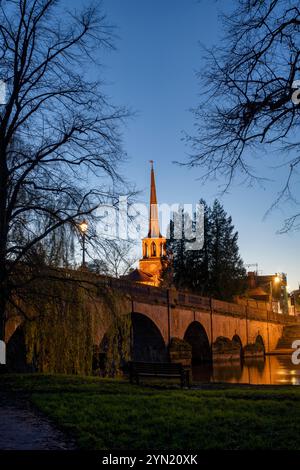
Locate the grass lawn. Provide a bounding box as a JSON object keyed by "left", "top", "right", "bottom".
{"left": 1, "top": 373, "right": 300, "bottom": 450}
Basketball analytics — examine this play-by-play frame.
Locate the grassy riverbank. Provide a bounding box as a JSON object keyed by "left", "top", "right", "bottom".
{"left": 1, "top": 374, "right": 300, "bottom": 450}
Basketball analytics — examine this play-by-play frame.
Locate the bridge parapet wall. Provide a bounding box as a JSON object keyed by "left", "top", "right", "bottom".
{"left": 5, "top": 270, "right": 298, "bottom": 353}
{"left": 79, "top": 272, "right": 298, "bottom": 326}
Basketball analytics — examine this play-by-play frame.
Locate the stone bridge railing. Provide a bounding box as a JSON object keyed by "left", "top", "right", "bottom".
{"left": 10, "top": 266, "right": 296, "bottom": 326}
{"left": 88, "top": 273, "right": 298, "bottom": 325}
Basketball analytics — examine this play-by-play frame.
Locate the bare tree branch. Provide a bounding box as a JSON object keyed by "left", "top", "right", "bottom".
{"left": 185, "top": 0, "right": 300, "bottom": 228}
{"left": 0, "top": 0, "right": 131, "bottom": 340}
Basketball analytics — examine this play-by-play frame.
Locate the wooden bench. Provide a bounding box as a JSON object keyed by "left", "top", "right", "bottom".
{"left": 129, "top": 361, "right": 190, "bottom": 388}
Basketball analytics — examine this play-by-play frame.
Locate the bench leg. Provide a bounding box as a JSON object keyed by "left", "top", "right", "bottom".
{"left": 186, "top": 370, "right": 190, "bottom": 388}
{"left": 180, "top": 370, "right": 190, "bottom": 388}
{"left": 180, "top": 373, "right": 184, "bottom": 388}
{"left": 129, "top": 363, "right": 133, "bottom": 384}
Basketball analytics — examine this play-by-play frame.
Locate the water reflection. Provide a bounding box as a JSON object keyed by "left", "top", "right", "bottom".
{"left": 192, "top": 355, "right": 300, "bottom": 385}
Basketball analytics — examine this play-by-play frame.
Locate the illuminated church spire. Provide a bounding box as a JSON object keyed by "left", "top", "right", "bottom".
{"left": 123, "top": 161, "right": 168, "bottom": 286}
{"left": 137, "top": 161, "right": 167, "bottom": 285}
{"left": 148, "top": 160, "right": 161, "bottom": 238}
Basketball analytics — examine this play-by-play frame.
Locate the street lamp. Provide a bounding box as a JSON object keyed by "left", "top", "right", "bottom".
{"left": 274, "top": 274, "right": 281, "bottom": 284}
{"left": 270, "top": 274, "right": 281, "bottom": 311}
{"left": 78, "top": 219, "right": 88, "bottom": 267}
{"left": 265, "top": 274, "right": 281, "bottom": 352}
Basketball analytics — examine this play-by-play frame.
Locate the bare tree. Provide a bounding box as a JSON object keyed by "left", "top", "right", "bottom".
{"left": 186, "top": 0, "right": 300, "bottom": 230}
{"left": 89, "top": 239, "right": 138, "bottom": 278}
{"left": 0, "top": 0, "right": 129, "bottom": 342}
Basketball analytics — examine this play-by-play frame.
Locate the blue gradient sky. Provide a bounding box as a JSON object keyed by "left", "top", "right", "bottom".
{"left": 72, "top": 0, "right": 299, "bottom": 289}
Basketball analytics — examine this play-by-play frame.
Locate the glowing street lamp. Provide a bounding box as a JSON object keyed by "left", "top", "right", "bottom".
{"left": 270, "top": 273, "right": 281, "bottom": 311}
{"left": 78, "top": 219, "right": 88, "bottom": 267}
{"left": 274, "top": 274, "right": 281, "bottom": 284}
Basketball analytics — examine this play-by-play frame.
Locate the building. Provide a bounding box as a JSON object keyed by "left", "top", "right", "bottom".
{"left": 125, "top": 161, "right": 167, "bottom": 286}
{"left": 243, "top": 271, "right": 288, "bottom": 314}
{"left": 289, "top": 288, "right": 300, "bottom": 316}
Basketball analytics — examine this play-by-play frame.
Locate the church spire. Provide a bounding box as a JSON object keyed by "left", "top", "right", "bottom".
{"left": 148, "top": 161, "right": 161, "bottom": 238}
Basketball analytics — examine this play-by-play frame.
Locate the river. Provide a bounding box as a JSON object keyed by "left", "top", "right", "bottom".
{"left": 192, "top": 354, "right": 300, "bottom": 385}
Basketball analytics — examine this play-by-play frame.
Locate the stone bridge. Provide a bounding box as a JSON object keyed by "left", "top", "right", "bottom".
{"left": 5, "top": 273, "right": 298, "bottom": 366}
{"left": 91, "top": 277, "right": 298, "bottom": 364}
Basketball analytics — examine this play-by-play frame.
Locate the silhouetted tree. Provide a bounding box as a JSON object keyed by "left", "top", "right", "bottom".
{"left": 185, "top": 199, "right": 211, "bottom": 295}
{"left": 89, "top": 239, "right": 138, "bottom": 277}
{"left": 209, "top": 200, "right": 246, "bottom": 300}
{"left": 167, "top": 211, "right": 186, "bottom": 289}
{"left": 0, "top": 0, "right": 128, "bottom": 342}
{"left": 164, "top": 200, "right": 246, "bottom": 300}
{"left": 187, "top": 0, "right": 300, "bottom": 231}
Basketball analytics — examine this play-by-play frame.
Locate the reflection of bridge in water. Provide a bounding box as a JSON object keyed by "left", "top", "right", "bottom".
{"left": 193, "top": 355, "right": 300, "bottom": 386}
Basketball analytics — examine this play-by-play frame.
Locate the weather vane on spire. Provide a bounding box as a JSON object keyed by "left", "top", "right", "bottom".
{"left": 149, "top": 160, "right": 154, "bottom": 169}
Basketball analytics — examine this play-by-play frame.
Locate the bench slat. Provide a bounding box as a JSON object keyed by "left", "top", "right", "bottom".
{"left": 136, "top": 373, "right": 181, "bottom": 377}
{"left": 128, "top": 361, "right": 190, "bottom": 388}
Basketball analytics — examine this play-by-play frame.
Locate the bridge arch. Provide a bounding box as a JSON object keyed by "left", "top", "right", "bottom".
{"left": 131, "top": 312, "right": 168, "bottom": 362}
{"left": 255, "top": 334, "right": 265, "bottom": 354}
{"left": 6, "top": 325, "right": 31, "bottom": 372}
{"left": 232, "top": 334, "right": 243, "bottom": 358}
{"left": 184, "top": 321, "right": 211, "bottom": 364}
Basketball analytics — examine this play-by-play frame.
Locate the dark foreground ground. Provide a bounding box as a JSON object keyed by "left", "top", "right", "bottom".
{"left": 0, "top": 395, "right": 75, "bottom": 450}
{"left": 1, "top": 374, "right": 300, "bottom": 450}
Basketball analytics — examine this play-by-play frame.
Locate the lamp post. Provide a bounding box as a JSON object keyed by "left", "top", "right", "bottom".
{"left": 269, "top": 274, "right": 280, "bottom": 312}
{"left": 78, "top": 219, "right": 88, "bottom": 268}
{"left": 266, "top": 274, "right": 281, "bottom": 354}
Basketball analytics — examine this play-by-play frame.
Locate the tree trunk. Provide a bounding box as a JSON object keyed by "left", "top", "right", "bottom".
{"left": 0, "top": 146, "right": 8, "bottom": 342}
{"left": 0, "top": 289, "right": 6, "bottom": 342}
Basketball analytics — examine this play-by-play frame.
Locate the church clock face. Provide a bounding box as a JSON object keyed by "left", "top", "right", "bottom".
{"left": 149, "top": 263, "right": 158, "bottom": 272}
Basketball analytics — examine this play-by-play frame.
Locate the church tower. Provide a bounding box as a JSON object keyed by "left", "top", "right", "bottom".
{"left": 138, "top": 161, "right": 166, "bottom": 286}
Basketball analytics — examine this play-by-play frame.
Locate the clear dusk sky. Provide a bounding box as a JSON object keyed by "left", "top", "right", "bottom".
{"left": 68, "top": 0, "right": 300, "bottom": 290}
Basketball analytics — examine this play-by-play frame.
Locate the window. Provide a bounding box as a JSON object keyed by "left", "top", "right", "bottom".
{"left": 144, "top": 243, "right": 148, "bottom": 258}
{"left": 151, "top": 241, "right": 156, "bottom": 257}
{"left": 160, "top": 243, "right": 164, "bottom": 256}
